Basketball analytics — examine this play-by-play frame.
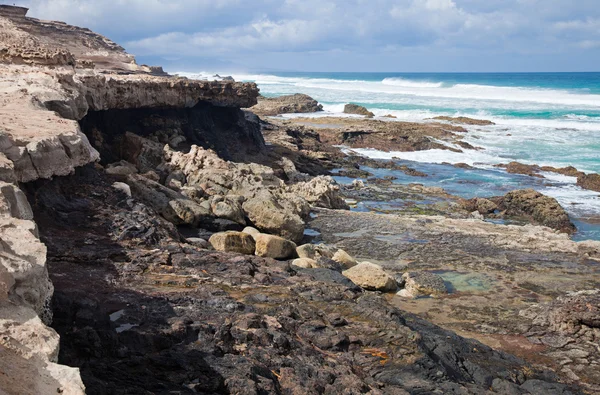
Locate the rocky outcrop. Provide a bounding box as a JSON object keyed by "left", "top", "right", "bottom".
{"left": 520, "top": 290, "right": 600, "bottom": 392}
{"left": 342, "top": 262, "right": 397, "bottom": 291}
{"left": 343, "top": 103, "right": 375, "bottom": 118}
{"left": 432, "top": 116, "right": 495, "bottom": 125}
{"left": 249, "top": 94, "right": 323, "bottom": 116}
{"left": 398, "top": 271, "right": 448, "bottom": 298}
{"left": 0, "top": 181, "right": 85, "bottom": 394}
{"left": 494, "top": 189, "right": 576, "bottom": 234}
{"left": 577, "top": 173, "right": 600, "bottom": 192}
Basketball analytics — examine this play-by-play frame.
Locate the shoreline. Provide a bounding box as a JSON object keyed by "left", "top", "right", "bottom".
{"left": 1, "top": 8, "right": 598, "bottom": 394}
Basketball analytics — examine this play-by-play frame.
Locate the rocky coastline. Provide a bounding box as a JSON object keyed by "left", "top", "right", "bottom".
{"left": 1, "top": 6, "right": 598, "bottom": 395}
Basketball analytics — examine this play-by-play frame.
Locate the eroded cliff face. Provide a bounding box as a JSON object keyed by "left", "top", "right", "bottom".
{"left": 0, "top": 5, "right": 259, "bottom": 394}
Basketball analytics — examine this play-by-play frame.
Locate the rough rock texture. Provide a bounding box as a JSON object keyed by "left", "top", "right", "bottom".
{"left": 0, "top": 9, "right": 259, "bottom": 184}
{"left": 0, "top": 179, "right": 85, "bottom": 394}
{"left": 249, "top": 94, "right": 323, "bottom": 116}
{"left": 461, "top": 197, "right": 499, "bottom": 214}
{"left": 399, "top": 271, "right": 448, "bottom": 298}
{"left": 342, "top": 262, "right": 397, "bottom": 292}
{"left": 254, "top": 233, "right": 297, "bottom": 259}
{"left": 332, "top": 249, "right": 358, "bottom": 270}
{"left": 494, "top": 189, "right": 576, "bottom": 234}
{"left": 162, "top": 145, "right": 346, "bottom": 242}
{"left": 22, "top": 166, "right": 578, "bottom": 394}
{"left": 344, "top": 104, "right": 375, "bottom": 118}
{"left": 432, "top": 116, "right": 495, "bottom": 125}
{"left": 577, "top": 173, "right": 600, "bottom": 192}
{"left": 209, "top": 231, "right": 256, "bottom": 255}
{"left": 520, "top": 290, "right": 600, "bottom": 392}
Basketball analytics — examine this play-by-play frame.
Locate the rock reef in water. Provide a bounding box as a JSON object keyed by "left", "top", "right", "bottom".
{"left": 432, "top": 116, "right": 495, "bottom": 125}
{"left": 343, "top": 103, "right": 375, "bottom": 118}
{"left": 249, "top": 93, "right": 323, "bottom": 116}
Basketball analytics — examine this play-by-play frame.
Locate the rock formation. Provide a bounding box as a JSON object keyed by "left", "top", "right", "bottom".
{"left": 249, "top": 93, "right": 323, "bottom": 116}
{"left": 343, "top": 103, "right": 375, "bottom": 117}
{"left": 0, "top": 5, "right": 591, "bottom": 394}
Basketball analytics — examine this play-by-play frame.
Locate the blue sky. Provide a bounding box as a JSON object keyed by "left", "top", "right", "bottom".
{"left": 13, "top": 0, "right": 600, "bottom": 72}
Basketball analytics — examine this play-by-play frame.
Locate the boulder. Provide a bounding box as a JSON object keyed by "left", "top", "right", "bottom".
{"left": 208, "top": 231, "right": 256, "bottom": 255}
{"left": 399, "top": 272, "right": 447, "bottom": 298}
{"left": 186, "top": 238, "right": 209, "bottom": 248}
{"left": 254, "top": 233, "right": 297, "bottom": 259}
{"left": 111, "top": 182, "right": 132, "bottom": 197}
{"left": 343, "top": 104, "right": 374, "bottom": 118}
{"left": 105, "top": 160, "right": 138, "bottom": 176}
{"left": 210, "top": 195, "right": 246, "bottom": 225}
{"left": 242, "top": 226, "right": 261, "bottom": 240}
{"left": 249, "top": 94, "right": 323, "bottom": 116}
{"left": 577, "top": 173, "right": 600, "bottom": 192}
{"left": 296, "top": 244, "right": 336, "bottom": 260}
{"left": 291, "top": 258, "right": 318, "bottom": 269}
{"left": 242, "top": 194, "right": 305, "bottom": 243}
{"left": 332, "top": 249, "right": 358, "bottom": 270}
{"left": 496, "top": 189, "right": 576, "bottom": 234}
{"left": 126, "top": 174, "right": 210, "bottom": 226}
{"left": 289, "top": 176, "right": 349, "bottom": 209}
{"left": 342, "top": 262, "right": 397, "bottom": 292}
{"left": 460, "top": 197, "right": 498, "bottom": 214}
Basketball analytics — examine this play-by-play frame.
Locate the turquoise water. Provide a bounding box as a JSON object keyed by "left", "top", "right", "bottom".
{"left": 180, "top": 71, "right": 600, "bottom": 239}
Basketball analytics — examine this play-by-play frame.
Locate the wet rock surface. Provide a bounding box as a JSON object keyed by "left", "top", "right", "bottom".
{"left": 25, "top": 167, "right": 580, "bottom": 394}
{"left": 309, "top": 208, "right": 600, "bottom": 392}
{"left": 343, "top": 104, "right": 375, "bottom": 118}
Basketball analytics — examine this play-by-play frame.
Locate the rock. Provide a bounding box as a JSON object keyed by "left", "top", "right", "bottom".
{"left": 208, "top": 231, "right": 256, "bottom": 255}
{"left": 332, "top": 249, "right": 358, "bottom": 269}
{"left": 249, "top": 94, "right": 323, "bottom": 116}
{"left": 343, "top": 104, "right": 375, "bottom": 118}
{"left": 186, "top": 238, "right": 209, "bottom": 248}
{"left": 242, "top": 226, "right": 260, "bottom": 239}
{"left": 105, "top": 160, "right": 138, "bottom": 176}
{"left": 496, "top": 189, "right": 576, "bottom": 233}
{"left": 126, "top": 174, "right": 211, "bottom": 226}
{"left": 111, "top": 182, "right": 131, "bottom": 197}
{"left": 210, "top": 195, "right": 246, "bottom": 225}
{"left": 342, "top": 262, "right": 397, "bottom": 292}
{"left": 296, "top": 244, "right": 336, "bottom": 260}
{"left": 577, "top": 173, "right": 600, "bottom": 192}
{"left": 289, "top": 176, "right": 349, "bottom": 209}
{"left": 497, "top": 162, "right": 544, "bottom": 178}
{"left": 400, "top": 271, "right": 447, "bottom": 298}
{"left": 460, "top": 197, "right": 498, "bottom": 214}
{"left": 296, "top": 244, "right": 317, "bottom": 259}
{"left": 432, "top": 116, "right": 495, "bottom": 125}
{"left": 242, "top": 194, "right": 305, "bottom": 243}
{"left": 254, "top": 233, "right": 297, "bottom": 259}
{"left": 291, "top": 258, "right": 317, "bottom": 268}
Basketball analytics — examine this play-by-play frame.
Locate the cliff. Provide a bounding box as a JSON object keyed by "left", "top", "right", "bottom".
{"left": 0, "top": 6, "right": 258, "bottom": 394}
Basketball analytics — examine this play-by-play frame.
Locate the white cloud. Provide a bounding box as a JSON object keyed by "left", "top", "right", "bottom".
{"left": 12, "top": 0, "right": 600, "bottom": 70}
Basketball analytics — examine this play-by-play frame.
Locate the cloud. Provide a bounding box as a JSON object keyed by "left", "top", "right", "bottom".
{"left": 11, "top": 0, "right": 600, "bottom": 71}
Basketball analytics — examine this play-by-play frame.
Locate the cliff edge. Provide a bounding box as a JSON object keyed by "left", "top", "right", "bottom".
{"left": 0, "top": 6, "right": 258, "bottom": 394}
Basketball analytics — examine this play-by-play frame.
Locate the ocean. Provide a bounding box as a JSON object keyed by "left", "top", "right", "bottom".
{"left": 179, "top": 71, "right": 600, "bottom": 240}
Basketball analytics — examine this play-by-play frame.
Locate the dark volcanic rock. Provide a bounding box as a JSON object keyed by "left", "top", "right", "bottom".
{"left": 343, "top": 103, "right": 375, "bottom": 118}
{"left": 494, "top": 189, "right": 576, "bottom": 234}
{"left": 23, "top": 166, "right": 579, "bottom": 394}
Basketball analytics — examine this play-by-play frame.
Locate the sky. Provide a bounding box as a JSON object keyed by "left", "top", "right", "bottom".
{"left": 10, "top": 0, "right": 600, "bottom": 72}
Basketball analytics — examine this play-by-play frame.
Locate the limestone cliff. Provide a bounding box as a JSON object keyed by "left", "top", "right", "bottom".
{"left": 0, "top": 5, "right": 258, "bottom": 394}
